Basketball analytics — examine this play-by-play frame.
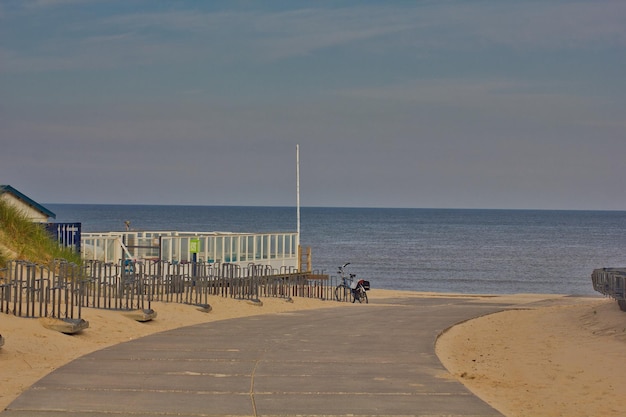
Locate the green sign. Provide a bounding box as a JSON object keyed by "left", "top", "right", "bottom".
{"left": 189, "top": 238, "right": 200, "bottom": 254}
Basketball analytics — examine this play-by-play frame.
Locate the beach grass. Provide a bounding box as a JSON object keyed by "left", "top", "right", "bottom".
{"left": 0, "top": 199, "right": 82, "bottom": 268}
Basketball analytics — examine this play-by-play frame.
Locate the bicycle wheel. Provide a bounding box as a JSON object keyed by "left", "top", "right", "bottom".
{"left": 334, "top": 285, "right": 341, "bottom": 301}
{"left": 353, "top": 286, "right": 368, "bottom": 304}
{"left": 335, "top": 285, "right": 349, "bottom": 302}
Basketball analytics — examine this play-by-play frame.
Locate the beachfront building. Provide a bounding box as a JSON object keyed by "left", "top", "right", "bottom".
{"left": 82, "top": 230, "right": 300, "bottom": 271}
{"left": 0, "top": 185, "right": 81, "bottom": 252}
{"left": 0, "top": 185, "right": 56, "bottom": 222}
{"left": 0, "top": 186, "right": 301, "bottom": 270}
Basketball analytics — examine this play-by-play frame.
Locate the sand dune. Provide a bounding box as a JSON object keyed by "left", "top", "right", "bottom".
{"left": 437, "top": 295, "right": 626, "bottom": 417}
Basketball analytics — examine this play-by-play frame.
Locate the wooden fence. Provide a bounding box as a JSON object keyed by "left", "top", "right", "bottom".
{"left": 0, "top": 259, "right": 334, "bottom": 320}
{"left": 0, "top": 260, "right": 83, "bottom": 319}
{"left": 591, "top": 267, "right": 626, "bottom": 310}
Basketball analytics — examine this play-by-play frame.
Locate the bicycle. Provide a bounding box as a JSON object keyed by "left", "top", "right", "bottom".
{"left": 334, "top": 262, "right": 369, "bottom": 303}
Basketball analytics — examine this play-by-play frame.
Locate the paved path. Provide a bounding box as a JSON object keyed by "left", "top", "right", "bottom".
{"left": 3, "top": 296, "right": 515, "bottom": 417}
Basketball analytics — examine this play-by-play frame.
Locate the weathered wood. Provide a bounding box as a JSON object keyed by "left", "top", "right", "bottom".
{"left": 123, "top": 308, "right": 157, "bottom": 322}
{"left": 39, "top": 317, "right": 89, "bottom": 334}
{"left": 302, "top": 274, "right": 329, "bottom": 281}
{"left": 194, "top": 303, "right": 212, "bottom": 313}
{"left": 3, "top": 259, "right": 335, "bottom": 324}
{"left": 592, "top": 268, "right": 626, "bottom": 312}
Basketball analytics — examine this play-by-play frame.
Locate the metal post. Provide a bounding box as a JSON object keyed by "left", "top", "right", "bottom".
{"left": 296, "top": 144, "right": 301, "bottom": 267}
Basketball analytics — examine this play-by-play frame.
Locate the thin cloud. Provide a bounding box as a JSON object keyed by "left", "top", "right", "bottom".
{"left": 100, "top": 6, "right": 419, "bottom": 60}
{"left": 335, "top": 78, "right": 594, "bottom": 111}
{"left": 431, "top": 1, "right": 626, "bottom": 49}
{"left": 2, "top": 1, "right": 625, "bottom": 209}
{"left": 81, "top": 32, "right": 135, "bottom": 44}
{"left": 4, "top": 2, "right": 625, "bottom": 74}
{"left": 22, "top": 0, "right": 101, "bottom": 9}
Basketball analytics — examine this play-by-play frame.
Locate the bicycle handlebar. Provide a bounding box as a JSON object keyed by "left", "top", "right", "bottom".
{"left": 338, "top": 263, "right": 356, "bottom": 280}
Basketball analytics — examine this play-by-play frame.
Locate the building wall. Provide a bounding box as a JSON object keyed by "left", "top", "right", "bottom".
{"left": 0, "top": 194, "right": 50, "bottom": 222}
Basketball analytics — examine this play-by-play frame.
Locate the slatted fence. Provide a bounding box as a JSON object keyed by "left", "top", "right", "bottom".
{"left": 0, "top": 260, "right": 83, "bottom": 319}
{"left": 592, "top": 268, "right": 626, "bottom": 301}
{"left": 1, "top": 259, "right": 334, "bottom": 320}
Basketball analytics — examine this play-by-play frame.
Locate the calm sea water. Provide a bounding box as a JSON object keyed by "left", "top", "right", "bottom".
{"left": 47, "top": 204, "right": 626, "bottom": 296}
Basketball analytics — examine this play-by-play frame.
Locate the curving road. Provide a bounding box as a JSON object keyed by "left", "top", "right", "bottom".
{"left": 3, "top": 296, "right": 511, "bottom": 417}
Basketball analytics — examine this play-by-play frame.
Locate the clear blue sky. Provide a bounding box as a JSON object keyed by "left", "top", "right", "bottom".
{"left": 1, "top": 0, "right": 625, "bottom": 209}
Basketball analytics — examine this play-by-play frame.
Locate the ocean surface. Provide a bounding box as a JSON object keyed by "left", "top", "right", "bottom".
{"left": 47, "top": 204, "right": 626, "bottom": 296}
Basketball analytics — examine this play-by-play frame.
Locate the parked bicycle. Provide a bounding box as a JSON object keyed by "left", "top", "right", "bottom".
{"left": 334, "top": 262, "right": 369, "bottom": 303}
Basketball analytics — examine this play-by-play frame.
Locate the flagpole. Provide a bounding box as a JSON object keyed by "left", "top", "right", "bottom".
{"left": 296, "top": 144, "right": 301, "bottom": 254}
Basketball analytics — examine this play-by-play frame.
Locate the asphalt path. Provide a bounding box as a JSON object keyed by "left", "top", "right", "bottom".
{"left": 3, "top": 296, "right": 513, "bottom": 417}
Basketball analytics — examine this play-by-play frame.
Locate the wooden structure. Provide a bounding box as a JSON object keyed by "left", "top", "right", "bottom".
{"left": 592, "top": 268, "right": 626, "bottom": 310}
{"left": 1, "top": 258, "right": 335, "bottom": 323}
{"left": 0, "top": 185, "right": 55, "bottom": 222}
{"left": 82, "top": 230, "right": 302, "bottom": 271}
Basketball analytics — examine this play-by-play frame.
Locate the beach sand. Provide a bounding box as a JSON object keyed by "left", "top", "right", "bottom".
{"left": 1, "top": 290, "right": 624, "bottom": 416}
{"left": 436, "top": 294, "right": 626, "bottom": 417}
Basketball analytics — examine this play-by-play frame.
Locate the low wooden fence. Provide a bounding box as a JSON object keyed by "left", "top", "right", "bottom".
{"left": 0, "top": 260, "right": 84, "bottom": 320}
{"left": 0, "top": 259, "right": 333, "bottom": 320}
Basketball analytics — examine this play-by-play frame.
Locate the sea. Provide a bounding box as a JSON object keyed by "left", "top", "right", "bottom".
{"left": 47, "top": 204, "right": 626, "bottom": 296}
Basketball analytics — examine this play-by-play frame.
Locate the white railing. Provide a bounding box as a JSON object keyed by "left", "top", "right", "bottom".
{"left": 81, "top": 230, "right": 299, "bottom": 270}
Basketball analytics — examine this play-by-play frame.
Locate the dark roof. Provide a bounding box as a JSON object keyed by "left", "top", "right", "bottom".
{"left": 0, "top": 185, "right": 56, "bottom": 219}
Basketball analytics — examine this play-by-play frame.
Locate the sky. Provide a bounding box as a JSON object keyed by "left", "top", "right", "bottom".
{"left": 1, "top": 0, "right": 625, "bottom": 210}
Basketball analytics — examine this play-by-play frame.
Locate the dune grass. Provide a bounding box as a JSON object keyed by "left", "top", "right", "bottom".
{"left": 0, "top": 199, "right": 81, "bottom": 269}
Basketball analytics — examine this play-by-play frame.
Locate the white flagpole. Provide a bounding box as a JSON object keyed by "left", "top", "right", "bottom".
{"left": 296, "top": 144, "right": 301, "bottom": 253}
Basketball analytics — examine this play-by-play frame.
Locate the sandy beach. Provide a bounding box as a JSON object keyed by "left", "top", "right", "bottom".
{"left": 436, "top": 293, "right": 626, "bottom": 417}
{"left": 1, "top": 289, "right": 624, "bottom": 416}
